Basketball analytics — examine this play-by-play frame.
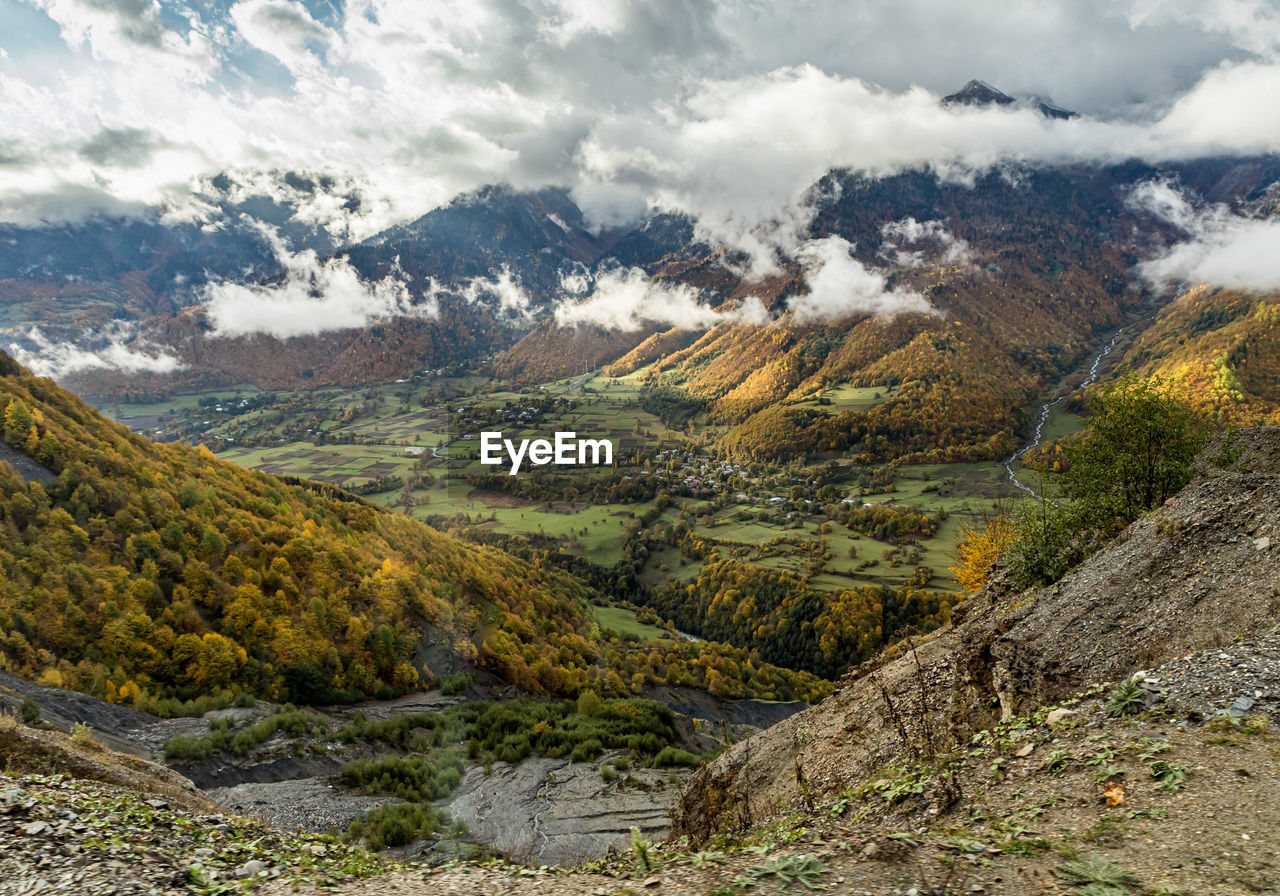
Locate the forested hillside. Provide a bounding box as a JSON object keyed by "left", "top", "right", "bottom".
{"left": 0, "top": 353, "right": 827, "bottom": 712}
{"left": 1120, "top": 286, "right": 1280, "bottom": 423}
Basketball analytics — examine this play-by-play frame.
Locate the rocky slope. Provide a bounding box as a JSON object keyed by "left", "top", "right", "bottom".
{"left": 675, "top": 427, "right": 1280, "bottom": 840}
{"left": 6, "top": 634, "right": 1280, "bottom": 895}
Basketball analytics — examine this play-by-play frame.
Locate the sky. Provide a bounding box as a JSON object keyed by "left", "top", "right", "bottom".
{"left": 2, "top": 0, "right": 1279, "bottom": 243}
{"left": 2, "top": 0, "right": 1280, "bottom": 368}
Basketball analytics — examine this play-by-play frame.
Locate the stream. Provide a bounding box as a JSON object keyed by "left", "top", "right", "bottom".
{"left": 1001, "top": 324, "right": 1132, "bottom": 497}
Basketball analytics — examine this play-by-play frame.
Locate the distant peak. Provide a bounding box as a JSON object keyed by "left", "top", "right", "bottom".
{"left": 943, "top": 79, "right": 1015, "bottom": 107}
{"left": 1032, "top": 97, "right": 1079, "bottom": 120}
{"left": 942, "top": 80, "right": 1079, "bottom": 120}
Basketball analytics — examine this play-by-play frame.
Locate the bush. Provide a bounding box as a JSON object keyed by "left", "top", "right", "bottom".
{"left": 1004, "top": 500, "right": 1090, "bottom": 590}
{"left": 651, "top": 746, "right": 703, "bottom": 768}
{"left": 347, "top": 803, "right": 448, "bottom": 851}
{"left": 340, "top": 752, "right": 465, "bottom": 802}
{"left": 21, "top": 699, "right": 39, "bottom": 726}
{"left": 163, "top": 706, "right": 328, "bottom": 760}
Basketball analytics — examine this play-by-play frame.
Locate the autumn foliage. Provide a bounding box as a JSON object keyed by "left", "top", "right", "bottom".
{"left": 949, "top": 515, "right": 1019, "bottom": 595}
{"left": 0, "top": 354, "right": 826, "bottom": 711}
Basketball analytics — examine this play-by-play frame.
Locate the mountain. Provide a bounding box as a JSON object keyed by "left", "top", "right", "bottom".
{"left": 5, "top": 429, "right": 1280, "bottom": 894}
{"left": 942, "top": 78, "right": 1016, "bottom": 107}
{"left": 1034, "top": 97, "right": 1078, "bottom": 119}
{"left": 350, "top": 185, "right": 615, "bottom": 298}
{"left": 9, "top": 153, "right": 1280, "bottom": 463}
{"left": 493, "top": 161, "right": 1237, "bottom": 467}
{"left": 0, "top": 351, "right": 826, "bottom": 709}
{"left": 943, "top": 78, "right": 1078, "bottom": 118}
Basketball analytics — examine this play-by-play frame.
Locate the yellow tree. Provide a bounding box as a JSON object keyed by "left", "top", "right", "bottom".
{"left": 949, "top": 515, "right": 1018, "bottom": 595}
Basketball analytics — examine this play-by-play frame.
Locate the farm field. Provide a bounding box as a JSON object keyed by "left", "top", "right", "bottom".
{"left": 99, "top": 369, "right": 1028, "bottom": 595}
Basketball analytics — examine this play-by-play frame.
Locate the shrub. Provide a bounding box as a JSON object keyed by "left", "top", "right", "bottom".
{"left": 652, "top": 746, "right": 703, "bottom": 768}
{"left": 347, "top": 803, "right": 448, "bottom": 851}
{"left": 1061, "top": 377, "right": 1210, "bottom": 528}
{"left": 21, "top": 699, "right": 39, "bottom": 726}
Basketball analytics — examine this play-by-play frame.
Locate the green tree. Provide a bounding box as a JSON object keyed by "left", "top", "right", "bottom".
{"left": 1062, "top": 377, "right": 1211, "bottom": 527}
{"left": 1006, "top": 377, "right": 1212, "bottom": 589}
{"left": 4, "top": 398, "right": 34, "bottom": 445}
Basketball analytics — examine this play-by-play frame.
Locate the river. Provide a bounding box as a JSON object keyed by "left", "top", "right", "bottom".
{"left": 1001, "top": 324, "right": 1133, "bottom": 497}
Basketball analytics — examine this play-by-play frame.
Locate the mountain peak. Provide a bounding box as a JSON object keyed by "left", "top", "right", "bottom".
{"left": 1033, "top": 97, "right": 1079, "bottom": 120}
{"left": 942, "top": 79, "right": 1015, "bottom": 107}
{"left": 942, "top": 80, "right": 1079, "bottom": 120}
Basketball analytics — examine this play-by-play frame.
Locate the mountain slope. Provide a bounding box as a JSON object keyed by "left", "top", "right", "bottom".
{"left": 0, "top": 352, "right": 825, "bottom": 710}
{"left": 675, "top": 426, "right": 1280, "bottom": 837}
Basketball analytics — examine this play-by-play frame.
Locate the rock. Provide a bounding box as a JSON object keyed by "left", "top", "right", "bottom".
{"left": 145, "top": 799, "right": 169, "bottom": 810}
{"left": 1015, "top": 743, "right": 1034, "bottom": 757}
{"left": 1228, "top": 696, "right": 1257, "bottom": 717}
{"left": 642, "top": 876, "right": 663, "bottom": 887}
{"left": 236, "top": 859, "right": 267, "bottom": 878}
{"left": 1046, "top": 709, "right": 1078, "bottom": 726}
{"left": 1254, "top": 536, "right": 1270, "bottom": 550}
{"left": 23, "top": 821, "right": 52, "bottom": 836}
{"left": 193, "top": 847, "right": 214, "bottom": 858}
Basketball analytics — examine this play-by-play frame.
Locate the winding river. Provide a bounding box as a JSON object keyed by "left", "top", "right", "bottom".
{"left": 1002, "top": 324, "right": 1133, "bottom": 497}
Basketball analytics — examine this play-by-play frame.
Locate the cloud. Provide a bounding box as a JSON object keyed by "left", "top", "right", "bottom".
{"left": 414, "top": 267, "right": 533, "bottom": 320}
{"left": 9, "top": 323, "right": 184, "bottom": 379}
{"left": 454, "top": 266, "right": 532, "bottom": 318}
{"left": 0, "top": 0, "right": 1277, "bottom": 259}
{"left": 229, "top": 0, "right": 334, "bottom": 75}
{"left": 28, "top": 0, "right": 214, "bottom": 73}
{"left": 1133, "top": 180, "right": 1280, "bottom": 292}
{"left": 78, "top": 127, "right": 165, "bottom": 167}
{"left": 571, "top": 58, "right": 1280, "bottom": 273}
{"left": 200, "top": 231, "right": 426, "bottom": 338}
{"left": 880, "top": 217, "right": 972, "bottom": 268}
{"left": 790, "top": 236, "right": 934, "bottom": 322}
{"left": 554, "top": 267, "right": 768, "bottom": 331}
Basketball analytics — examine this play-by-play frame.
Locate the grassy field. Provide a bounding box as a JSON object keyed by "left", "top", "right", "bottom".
{"left": 787, "top": 382, "right": 897, "bottom": 412}
{"left": 590, "top": 605, "right": 670, "bottom": 641}
{"left": 101, "top": 370, "right": 1035, "bottom": 593}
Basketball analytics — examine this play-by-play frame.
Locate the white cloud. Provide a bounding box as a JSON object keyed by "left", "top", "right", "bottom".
{"left": 1149, "top": 60, "right": 1280, "bottom": 157}
{"left": 1133, "top": 180, "right": 1280, "bottom": 292}
{"left": 229, "top": 0, "right": 334, "bottom": 76}
{"left": 880, "top": 217, "right": 972, "bottom": 268}
{"left": 573, "top": 57, "right": 1280, "bottom": 273}
{"left": 0, "top": 0, "right": 1276, "bottom": 245}
{"left": 200, "top": 231, "right": 426, "bottom": 338}
{"left": 456, "top": 266, "right": 532, "bottom": 318}
{"left": 29, "top": 0, "right": 215, "bottom": 77}
{"left": 790, "top": 236, "right": 934, "bottom": 322}
{"left": 9, "top": 323, "right": 184, "bottom": 379}
{"left": 554, "top": 266, "right": 768, "bottom": 331}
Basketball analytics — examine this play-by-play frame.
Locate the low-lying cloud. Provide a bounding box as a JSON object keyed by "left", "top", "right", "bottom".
{"left": 880, "top": 218, "right": 972, "bottom": 268}
{"left": 1132, "top": 180, "right": 1280, "bottom": 293}
{"left": 791, "top": 236, "right": 934, "bottom": 322}
{"left": 555, "top": 238, "right": 930, "bottom": 331}
{"left": 554, "top": 267, "right": 768, "bottom": 332}
{"left": 201, "top": 239, "right": 424, "bottom": 339}
{"left": 449, "top": 267, "right": 532, "bottom": 319}
{"left": 9, "top": 323, "right": 184, "bottom": 379}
